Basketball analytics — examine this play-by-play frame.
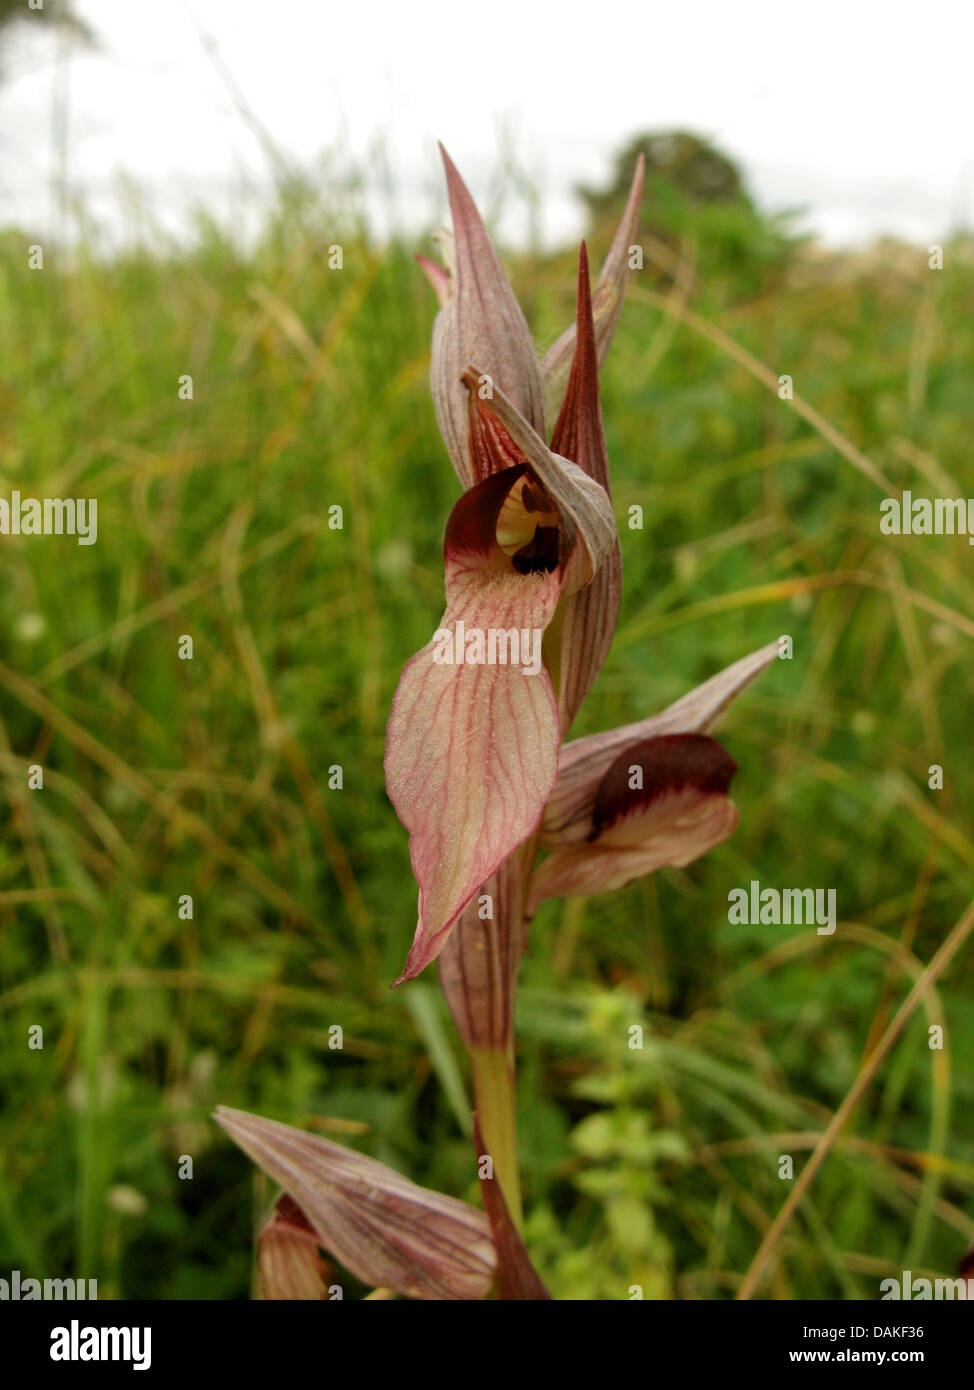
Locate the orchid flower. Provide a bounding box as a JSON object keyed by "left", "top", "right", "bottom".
{"left": 384, "top": 147, "right": 643, "bottom": 986}
{"left": 218, "top": 145, "right": 778, "bottom": 1301}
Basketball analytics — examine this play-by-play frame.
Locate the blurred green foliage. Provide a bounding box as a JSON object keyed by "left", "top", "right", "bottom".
{"left": 0, "top": 150, "right": 972, "bottom": 1300}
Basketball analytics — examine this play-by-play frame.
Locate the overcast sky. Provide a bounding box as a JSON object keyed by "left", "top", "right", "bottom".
{"left": 2, "top": 0, "right": 973, "bottom": 250}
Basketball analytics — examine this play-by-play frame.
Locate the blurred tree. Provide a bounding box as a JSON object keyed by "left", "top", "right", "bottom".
{"left": 579, "top": 129, "right": 803, "bottom": 302}
{"left": 580, "top": 129, "right": 752, "bottom": 216}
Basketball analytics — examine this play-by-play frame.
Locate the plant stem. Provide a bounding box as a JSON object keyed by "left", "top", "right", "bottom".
{"left": 469, "top": 1044, "right": 523, "bottom": 1232}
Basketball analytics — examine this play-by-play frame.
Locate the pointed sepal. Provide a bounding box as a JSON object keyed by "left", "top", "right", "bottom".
{"left": 430, "top": 146, "right": 545, "bottom": 487}
{"left": 540, "top": 154, "right": 645, "bottom": 420}
{"left": 215, "top": 1107, "right": 496, "bottom": 1300}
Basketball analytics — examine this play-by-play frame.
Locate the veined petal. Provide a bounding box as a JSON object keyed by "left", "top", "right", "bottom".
{"left": 430, "top": 146, "right": 545, "bottom": 488}
{"left": 542, "top": 640, "right": 779, "bottom": 847}
{"left": 461, "top": 365, "right": 616, "bottom": 594}
{"left": 438, "top": 856, "right": 527, "bottom": 1050}
{"left": 528, "top": 734, "right": 738, "bottom": 912}
{"left": 258, "top": 1194, "right": 332, "bottom": 1300}
{"left": 215, "top": 1107, "right": 495, "bottom": 1301}
{"left": 540, "top": 154, "right": 645, "bottom": 422}
{"left": 385, "top": 465, "right": 563, "bottom": 984}
{"left": 549, "top": 243, "right": 621, "bottom": 730}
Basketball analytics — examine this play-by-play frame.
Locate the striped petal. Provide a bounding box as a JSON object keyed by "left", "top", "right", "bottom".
{"left": 437, "top": 856, "right": 527, "bottom": 1050}
{"left": 215, "top": 1107, "right": 495, "bottom": 1301}
{"left": 258, "top": 1195, "right": 331, "bottom": 1300}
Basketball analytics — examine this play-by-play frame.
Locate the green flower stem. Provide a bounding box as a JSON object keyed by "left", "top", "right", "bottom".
{"left": 469, "top": 1044, "right": 523, "bottom": 1233}
{"left": 465, "top": 776, "right": 549, "bottom": 1241}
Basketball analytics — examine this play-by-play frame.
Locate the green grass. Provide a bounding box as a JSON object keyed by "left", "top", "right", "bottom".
{"left": 1, "top": 170, "right": 972, "bottom": 1300}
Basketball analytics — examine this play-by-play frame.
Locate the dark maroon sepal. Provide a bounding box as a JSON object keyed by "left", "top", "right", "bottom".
{"left": 443, "top": 462, "right": 529, "bottom": 561}
{"left": 549, "top": 242, "right": 610, "bottom": 491}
